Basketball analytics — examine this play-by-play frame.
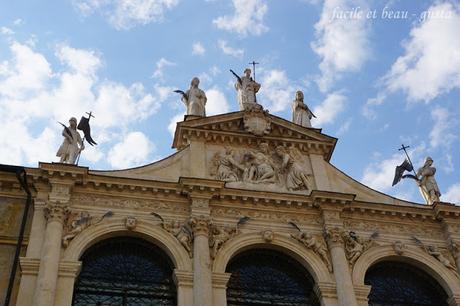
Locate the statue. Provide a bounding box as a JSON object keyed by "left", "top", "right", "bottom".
{"left": 243, "top": 143, "right": 276, "bottom": 184}
{"left": 342, "top": 231, "right": 378, "bottom": 265}
{"left": 292, "top": 90, "right": 315, "bottom": 127}
{"left": 413, "top": 236, "right": 457, "bottom": 272}
{"left": 292, "top": 231, "right": 332, "bottom": 272}
{"left": 275, "top": 146, "right": 313, "bottom": 191}
{"left": 416, "top": 157, "right": 441, "bottom": 204}
{"left": 209, "top": 225, "right": 236, "bottom": 259}
{"left": 56, "top": 117, "right": 84, "bottom": 164}
{"left": 232, "top": 68, "right": 261, "bottom": 111}
{"left": 163, "top": 220, "right": 193, "bottom": 256}
{"left": 212, "top": 148, "right": 244, "bottom": 182}
{"left": 175, "top": 77, "right": 207, "bottom": 117}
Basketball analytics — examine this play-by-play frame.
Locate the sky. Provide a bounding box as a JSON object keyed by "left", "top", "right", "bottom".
{"left": 0, "top": 0, "right": 459, "bottom": 204}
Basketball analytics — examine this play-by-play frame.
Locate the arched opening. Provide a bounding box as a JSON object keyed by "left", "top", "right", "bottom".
{"left": 365, "top": 261, "right": 449, "bottom": 306}
{"left": 72, "top": 236, "right": 177, "bottom": 306}
{"left": 225, "top": 249, "right": 320, "bottom": 306}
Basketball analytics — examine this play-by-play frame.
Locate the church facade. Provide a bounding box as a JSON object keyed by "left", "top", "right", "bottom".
{"left": 1, "top": 108, "right": 460, "bottom": 306}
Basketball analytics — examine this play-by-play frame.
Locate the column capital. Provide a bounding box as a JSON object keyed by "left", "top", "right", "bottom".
{"left": 212, "top": 272, "right": 232, "bottom": 289}
{"left": 189, "top": 215, "right": 211, "bottom": 237}
{"left": 324, "top": 226, "right": 345, "bottom": 248}
{"left": 314, "top": 281, "right": 337, "bottom": 299}
{"left": 173, "top": 269, "right": 194, "bottom": 288}
{"left": 44, "top": 203, "right": 68, "bottom": 224}
{"left": 19, "top": 257, "right": 40, "bottom": 276}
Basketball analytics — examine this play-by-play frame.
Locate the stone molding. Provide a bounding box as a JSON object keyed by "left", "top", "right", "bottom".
{"left": 212, "top": 272, "right": 232, "bottom": 289}
{"left": 353, "top": 284, "right": 371, "bottom": 303}
{"left": 58, "top": 260, "right": 82, "bottom": 278}
{"left": 314, "top": 281, "right": 338, "bottom": 299}
{"left": 173, "top": 269, "right": 194, "bottom": 288}
{"left": 19, "top": 257, "right": 40, "bottom": 276}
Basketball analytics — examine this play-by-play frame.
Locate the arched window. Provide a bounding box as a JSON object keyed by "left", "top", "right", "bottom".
{"left": 365, "top": 261, "right": 448, "bottom": 306}
{"left": 226, "top": 249, "right": 320, "bottom": 306}
{"left": 72, "top": 237, "right": 177, "bottom": 306}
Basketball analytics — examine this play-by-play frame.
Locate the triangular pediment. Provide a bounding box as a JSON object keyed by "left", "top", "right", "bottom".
{"left": 173, "top": 111, "right": 337, "bottom": 161}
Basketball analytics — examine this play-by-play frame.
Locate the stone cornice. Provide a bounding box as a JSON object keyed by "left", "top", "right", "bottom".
{"left": 433, "top": 202, "right": 460, "bottom": 220}
{"left": 173, "top": 269, "right": 194, "bottom": 287}
{"left": 58, "top": 260, "right": 82, "bottom": 278}
{"left": 179, "top": 177, "right": 224, "bottom": 199}
{"left": 19, "top": 257, "right": 40, "bottom": 276}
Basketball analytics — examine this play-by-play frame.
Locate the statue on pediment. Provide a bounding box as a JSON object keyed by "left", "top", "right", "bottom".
{"left": 292, "top": 90, "right": 315, "bottom": 127}
{"left": 275, "top": 146, "right": 313, "bottom": 191}
{"left": 56, "top": 117, "right": 85, "bottom": 164}
{"left": 416, "top": 156, "right": 441, "bottom": 204}
{"left": 175, "top": 77, "right": 207, "bottom": 117}
{"left": 231, "top": 68, "right": 261, "bottom": 111}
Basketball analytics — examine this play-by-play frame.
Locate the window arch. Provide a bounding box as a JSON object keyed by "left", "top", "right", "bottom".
{"left": 72, "top": 236, "right": 177, "bottom": 306}
{"left": 226, "top": 249, "right": 320, "bottom": 306}
{"left": 365, "top": 261, "right": 448, "bottom": 306}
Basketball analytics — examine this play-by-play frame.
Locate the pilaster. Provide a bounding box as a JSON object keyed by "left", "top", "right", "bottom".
{"left": 54, "top": 261, "right": 82, "bottom": 306}
{"left": 212, "top": 272, "right": 231, "bottom": 306}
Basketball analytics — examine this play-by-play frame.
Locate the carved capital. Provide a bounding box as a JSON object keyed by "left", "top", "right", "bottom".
{"left": 44, "top": 204, "right": 68, "bottom": 223}
{"left": 323, "top": 227, "right": 344, "bottom": 248}
{"left": 173, "top": 270, "right": 194, "bottom": 288}
{"left": 189, "top": 215, "right": 211, "bottom": 236}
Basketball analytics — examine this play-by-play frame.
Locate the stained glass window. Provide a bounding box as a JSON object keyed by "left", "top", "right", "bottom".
{"left": 72, "top": 237, "right": 176, "bottom": 306}
{"left": 226, "top": 249, "right": 320, "bottom": 306}
{"left": 365, "top": 261, "right": 448, "bottom": 306}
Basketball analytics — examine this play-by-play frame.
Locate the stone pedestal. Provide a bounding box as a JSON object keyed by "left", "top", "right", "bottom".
{"left": 32, "top": 204, "right": 66, "bottom": 306}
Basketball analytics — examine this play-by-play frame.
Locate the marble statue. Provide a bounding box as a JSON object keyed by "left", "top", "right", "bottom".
{"left": 209, "top": 225, "right": 236, "bottom": 259}
{"left": 292, "top": 90, "right": 315, "bottom": 127}
{"left": 234, "top": 68, "right": 261, "bottom": 111}
{"left": 275, "top": 146, "right": 313, "bottom": 191}
{"left": 56, "top": 117, "right": 84, "bottom": 164}
{"left": 292, "top": 231, "right": 332, "bottom": 272}
{"left": 416, "top": 157, "right": 441, "bottom": 204}
{"left": 213, "top": 148, "right": 244, "bottom": 182}
{"left": 426, "top": 245, "right": 457, "bottom": 271}
{"left": 182, "top": 77, "right": 207, "bottom": 117}
{"left": 243, "top": 143, "right": 276, "bottom": 184}
{"left": 342, "top": 231, "right": 378, "bottom": 265}
{"left": 164, "top": 220, "right": 193, "bottom": 256}
{"left": 62, "top": 211, "right": 92, "bottom": 248}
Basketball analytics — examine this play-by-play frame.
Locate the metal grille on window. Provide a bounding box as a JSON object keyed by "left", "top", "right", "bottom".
{"left": 226, "top": 249, "right": 320, "bottom": 306}
{"left": 365, "top": 261, "right": 448, "bottom": 306}
{"left": 72, "top": 237, "right": 177, "bottom": 306}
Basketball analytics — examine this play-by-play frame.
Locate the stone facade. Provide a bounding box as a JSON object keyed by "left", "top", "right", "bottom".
{"left": 1, "top": 110, "right": 460, "bottom": 306}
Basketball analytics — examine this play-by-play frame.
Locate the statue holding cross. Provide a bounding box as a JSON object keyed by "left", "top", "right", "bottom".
{"left": 231, "top": 62, "right": 261, "bottom": 111}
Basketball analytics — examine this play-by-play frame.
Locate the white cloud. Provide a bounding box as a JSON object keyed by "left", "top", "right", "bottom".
{"left": 362, "top": 93, "right": 386, "bottom": 120}
{"left": 311, "top": 92, "right": 346, "bottom": 126}
{"left": 258, "top": 69, "right": 295, "bottom": 113}
{"left": 192, "top": 42, "right": 206, "bottom": 56}
{"left": 217, "top": 40, "right": 244, "bottom": 58}
{"left": 168, "top": 112, "right": 185, "bottom": 137}
{"left": 336, "top": 119, "right": 351, "bottom": 136}
{"left": 383, "top": 2, "right": 460, "bottom": 102}
{"left": 0, "top": 41, "right": 167, "bottom": 167}
{"left": 108, "top": 131, "right": 154, "bottom": 168}
{"left": 311, "top": 0, "right": 371, "bottom": 91}
{"left": 73, "top": 0, "right": 179, "bottom": 30}
{"left": 213, "top": 0, "right": 268, "bottom": 36}
{"left": 443, "top": 183, "right": 460, "bottom": 204}
{"left": 429, "top": 106, "right": 457, "bottom": 148}
{"left": 13, "top": 19, "right": 23, "bottom": 26}
{"left": 361, "top": 153, "right": 404, "bottom": 193}
{"left": 153, "top": 57, "right": 175, "bottom": 79}
{"left": 1, "top": 27, "right": 14, "bottom": 35}
{"left": 205, "top": 87, "right": 230, "bottom": 115}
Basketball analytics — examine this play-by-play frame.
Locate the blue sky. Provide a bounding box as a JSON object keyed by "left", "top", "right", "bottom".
{"left": 0, "top": 0, "right": 459, "bottom": 204}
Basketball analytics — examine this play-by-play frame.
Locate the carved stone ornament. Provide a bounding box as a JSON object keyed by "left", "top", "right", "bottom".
{"left": 393, "top": 240, "right": 406, "bottom": 255}
{"left": 62, "top": 211, "right": 92, "bottom": 248}
{"left": 449, "top": 240, "right": 459, "bottom": 260}
{"left": 125, "top": 216, "right": 137, "bottom": 230}
{"left": 44, "top": 204, "right": 68, "bottom": 223}
{"left": 163, "top": 220, "right": 193, "bottom": 258}
{"left": 262, "top": 230, "right": 274, "bottom": 243}
{"left": 209, "top": 225, "right": 237, "bottom": 259}
{"left": 243, "top": 107, "right": 271, "bottom": 136}
{"left": 189, "top": 216, "right": 211, "bottom": 236}
{"left": 291, "top": 231, "right": 332, "bottom": 272}
{"left": 323, "top": 227, "right": 345, "bottom": 247}
{"left": 342, "top": 231, "right": 379, "bottom": 266}
{"left": 414, "top": 236, "right": 457, "bottom": 272}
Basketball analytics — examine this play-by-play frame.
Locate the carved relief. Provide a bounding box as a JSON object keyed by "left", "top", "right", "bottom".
{"left": 323, "top": 227, "right": 345, "bottom": 247}
{"left": 189, "top": 216, "right": 211, "bottom": 236}
{"left": 412, "top": 236, "right": 457, "bottom": 272}
{"left": 125, "top": 216, "right": 137, "bottom": 230}
{"left": 342, "top": 231, "right": 379, "bottom": 266}
{"left": 62, "top": 210, "right": 113, "bottom": 248}
{"left": 211, "top": 207, "right": 319, "bottom": 224}
{"left": 262, "top": 230, "right": 274, "bottom": 243}
{"left": 209, "top": 225, "right": 237, "bottom": 259}
{"left": 448, "top": 240, "right": 459, "bottom": 261}
{"left": 44, "top": 204, "right": 68, "bottom": 223}
{"left": 243, "top": 107, "right": 271, "bottom": 136}
{"left": 393, "top": 241, "right": 406, "bottom": 255}
{"left": 162, "top": 219, "right": 193, "bottom": 257}
{"left": 209, "top": 143, "right": 314, "bottom": 193}
{"left": 291, "top": 230, "right": 332, "bottom": 272}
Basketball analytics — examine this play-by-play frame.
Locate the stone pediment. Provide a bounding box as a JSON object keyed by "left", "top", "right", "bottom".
{"left": 173, "top": 110, "right": 337, "bottom": 161}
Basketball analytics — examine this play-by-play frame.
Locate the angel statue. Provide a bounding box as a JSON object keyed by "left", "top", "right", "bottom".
{"left": 174, "top": 77, "right": 207, "bottom": 117}
{"left": 56, "top": 117, "right": 84, "bottom": 164}
{"left": 292, "top": 90, "right": 316, "bottom": 127}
